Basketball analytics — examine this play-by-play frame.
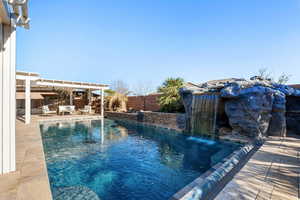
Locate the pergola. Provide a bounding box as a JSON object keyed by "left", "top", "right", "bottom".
{"left": 16, "top": 71, "right": 109, "bottom": 124}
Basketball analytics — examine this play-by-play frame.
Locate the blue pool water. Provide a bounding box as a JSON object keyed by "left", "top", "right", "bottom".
{"left": 40, "top": 119, "right": 241, "bottom": 200}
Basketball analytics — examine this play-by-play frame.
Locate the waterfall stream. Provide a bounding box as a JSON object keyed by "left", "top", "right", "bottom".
{"left": 191, "top": 93, "right": 219, "bottom": 136}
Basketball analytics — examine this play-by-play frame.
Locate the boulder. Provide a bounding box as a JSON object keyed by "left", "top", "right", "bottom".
{"left": 267, "top": 91, "right": 286, "bottom": 137}
{"left": 218, "top": 127, "right": 232, "bottom": 136}
{"left": 223, "top": 86, "right": 274, "bottom": 138}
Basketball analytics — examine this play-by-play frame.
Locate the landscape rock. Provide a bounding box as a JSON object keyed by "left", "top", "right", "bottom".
{"left": 180, "top": 78, "right": 300, "bottom": 138}
{"left": 218, "top": 127, "right": 232, "bottom": 136}
{"left": 224, "top": 87, "right": 274, "bottom": 138}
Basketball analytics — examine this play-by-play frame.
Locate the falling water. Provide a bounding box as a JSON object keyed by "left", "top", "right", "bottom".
{"left": 191, "top": 93, "right": 219, "bottom": 136}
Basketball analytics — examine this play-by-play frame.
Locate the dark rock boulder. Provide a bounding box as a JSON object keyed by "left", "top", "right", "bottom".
{"left": 223, "top": 86, "right": 274, "bottom": 138}
{"left": 267, "top": 91, "right": 286, "bottom": 137}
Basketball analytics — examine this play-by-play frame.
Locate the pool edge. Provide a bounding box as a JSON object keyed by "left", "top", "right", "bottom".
{"left": 170, "top": 142, "right": 260, "bottom": 200}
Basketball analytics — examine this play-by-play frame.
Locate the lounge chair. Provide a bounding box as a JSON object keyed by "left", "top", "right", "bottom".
{"left": 80, "top": 105, "right": 92, "bottom": 114}
{"left": 58, "top": 105, "right": 75, "bottom": 115}
{"left": 42, "top": 105, "right": 56, "bottom": 115}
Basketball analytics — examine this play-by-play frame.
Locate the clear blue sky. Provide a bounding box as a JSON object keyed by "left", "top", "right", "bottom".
{"left": 17, "top": 0, "right": 300, "bottom": 91}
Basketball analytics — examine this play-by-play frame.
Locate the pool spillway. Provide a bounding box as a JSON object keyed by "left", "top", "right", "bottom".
{"left": 191, "top": 93, "right": 220, "bottom": 136}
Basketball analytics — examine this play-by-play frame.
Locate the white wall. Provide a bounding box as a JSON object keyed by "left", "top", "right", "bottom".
{"left": 0, "top": 23, "right": 16, "bottom": 174}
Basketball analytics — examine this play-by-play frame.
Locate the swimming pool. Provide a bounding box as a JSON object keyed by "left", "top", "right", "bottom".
{"left": 40, "top": 119, "right": 241, "bottom": 200}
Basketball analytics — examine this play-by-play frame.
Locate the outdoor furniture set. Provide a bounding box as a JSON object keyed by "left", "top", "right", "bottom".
{"left": 42, "top": 105, "right": 92, "bottom": 115}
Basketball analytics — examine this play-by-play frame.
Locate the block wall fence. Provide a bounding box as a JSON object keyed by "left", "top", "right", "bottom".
{"left": 127, "top": 94, "right": 161, "bottom": 111}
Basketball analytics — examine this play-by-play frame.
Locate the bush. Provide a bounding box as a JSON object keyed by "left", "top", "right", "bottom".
{"left": 108, "top": 92, "right": 127, "bottom": 112}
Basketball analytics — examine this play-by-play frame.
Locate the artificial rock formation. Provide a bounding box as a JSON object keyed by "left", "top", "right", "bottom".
{"left": 180, "top": 77, "right": 300, "bottom": 139}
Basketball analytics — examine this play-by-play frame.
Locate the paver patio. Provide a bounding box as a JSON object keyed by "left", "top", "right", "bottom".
{"left": 216, "top": 136, "right": 300, "bottom": 200}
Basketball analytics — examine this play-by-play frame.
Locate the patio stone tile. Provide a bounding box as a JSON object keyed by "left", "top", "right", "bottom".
{"left": 215, "top": 136, "right": 300, "bottom": 200}
{"left": 17, "top": 176, "right": 52, "bottom": 200}
{"left": 0, "top": 172, "right": 20, "bottom": 193}
{"left": 0, "top": 189, "right": 18, "bottom": 200}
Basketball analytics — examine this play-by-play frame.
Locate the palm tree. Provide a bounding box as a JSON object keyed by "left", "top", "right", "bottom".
{"left": 157, "top": 77, "right": 185, "bottom": 113}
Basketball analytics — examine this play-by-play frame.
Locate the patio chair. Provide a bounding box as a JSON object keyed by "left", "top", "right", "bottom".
{"left": 42, "top": 105, "right": 56, "bottom": 115}
{"left": 80, "top": 105, "right": 92, "bottom": 114}
{"left": 58, "top": 105, "right": 75, "bottom": 115}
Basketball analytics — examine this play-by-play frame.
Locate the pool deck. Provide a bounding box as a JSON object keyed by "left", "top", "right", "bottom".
{"left": 0, "top": 115, "right": 299, "bottom": 200}
{"left": 0, "top": 114, "right": 103, "bottom": 200}
{"left": 215, "top": 136, "right": 300, "bottom": 200}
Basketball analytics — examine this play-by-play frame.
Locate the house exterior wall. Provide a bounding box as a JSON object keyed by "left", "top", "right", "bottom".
{"left": 0, "top": 23, "right": 16, "bottom": 174}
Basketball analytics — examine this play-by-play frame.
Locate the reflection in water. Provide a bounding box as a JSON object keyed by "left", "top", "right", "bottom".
{"left": 100, "top": 118, "right": 104, "bottom": 145}
{"left": 41, "top": 119, "right": 241, "bottom": 200}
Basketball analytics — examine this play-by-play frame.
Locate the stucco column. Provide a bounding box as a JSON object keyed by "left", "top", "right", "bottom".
{"left": 25, "top": 77, "right": 31, "bottom": 124}
{"left": 0, "top": 24, "right": 16, "bottom": 174}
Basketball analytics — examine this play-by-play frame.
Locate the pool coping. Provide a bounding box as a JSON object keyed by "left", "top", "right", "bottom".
{"left": 38, "top": 115, "right": 103, "bottom": 123}
{"left": 170, "top": 141, "right": 259, "bottom": 200}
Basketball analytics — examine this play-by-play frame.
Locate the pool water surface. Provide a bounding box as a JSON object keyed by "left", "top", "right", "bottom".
{"left": 40, "top": 119, "right": 241, "bottom": 200}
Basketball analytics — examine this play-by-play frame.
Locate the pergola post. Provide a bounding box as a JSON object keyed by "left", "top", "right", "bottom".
{"left": 25, "top": 77, "right": 31, "bottom": 124}
{"left": 101, "top": 88, "right": 104, "bottom": 117}
{"left": 69, "top": 90, "right": 73, "bottom": 105}
{"left": 88, "top": 89, "right": 91, "bottom": 105}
